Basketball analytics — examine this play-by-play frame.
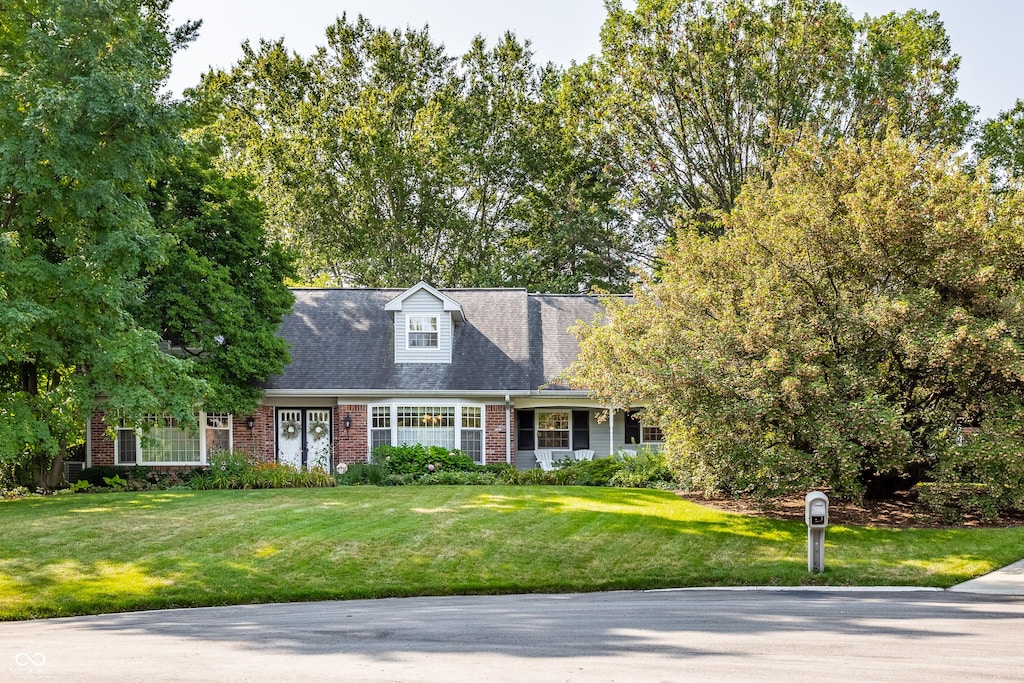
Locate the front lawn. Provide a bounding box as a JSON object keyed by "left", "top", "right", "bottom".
{"left": 2, "top": 486, "right": 1023, "bottom": 620}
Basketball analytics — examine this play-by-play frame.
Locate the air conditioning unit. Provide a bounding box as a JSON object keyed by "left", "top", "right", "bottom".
{"left": 64, "top": 461, "right": 85, "bottom": 483}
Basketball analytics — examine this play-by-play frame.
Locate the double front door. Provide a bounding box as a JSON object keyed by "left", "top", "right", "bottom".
{"left": 276, "top": 408, "right": 332, "bottom": 471}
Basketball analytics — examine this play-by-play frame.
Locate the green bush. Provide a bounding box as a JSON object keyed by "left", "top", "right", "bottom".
{"left": 418, "top": 471, "right": 499, "bottom": 485}
{"left": 609, "top": 448, "right": 678, "bottom": 489}
{"left": 373, "top": 444, "right": 477, "bottom": 475}
{"left": 335, "top": 462, "right": 378, "bottom": 485}
{"left": 554, "top": 457, "right": 622, "bottom": 486}
{"left": 189, "top": 456, "right": 335, "bottom": 491}
{"left": 78, "top": 466, "right": 124, "bottom": 487}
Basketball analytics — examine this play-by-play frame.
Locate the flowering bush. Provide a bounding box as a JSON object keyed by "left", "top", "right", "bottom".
{"left": 373, "top": 445, "right": 477, "bottom": 475}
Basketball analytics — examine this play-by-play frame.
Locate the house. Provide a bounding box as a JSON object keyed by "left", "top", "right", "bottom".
{"left": 85, "top": 282, "right": 663, "bottom": 471}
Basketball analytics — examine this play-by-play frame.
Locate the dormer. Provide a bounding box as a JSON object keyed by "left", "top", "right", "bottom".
{"left": 385, "top": 282, "right": 466, "bottom": 363}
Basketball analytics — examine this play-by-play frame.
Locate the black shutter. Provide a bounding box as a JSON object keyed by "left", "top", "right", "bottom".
{"left": 624, "top": 410, "right": 641, "bottom": 446}
{"left": 572, "top": 410, "right": 590, "bottom": 450}
{"left": 517, "top": 409, "right": 535, "bottom": 451}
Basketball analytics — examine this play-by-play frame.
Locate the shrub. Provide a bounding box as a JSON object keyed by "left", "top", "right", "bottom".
{"left": 609, "top": 448, "right": 678, "bottom": 489}
{"left": 78, "top": 466, "right": 124, "bottom": 487}
{"left": 373, "top": 444, "right": 477, "bottom": 475}
{"left": 555, "top": 457, "right": 623, "bottom": 486}
{"left": 335, "top": 463, "right": 386, "bottom": 486}
{"left": 418, "top": 471, "right": 499, "bottom": 485}
{"left": 189, "top": 457, "right": 335, "bottom": 490}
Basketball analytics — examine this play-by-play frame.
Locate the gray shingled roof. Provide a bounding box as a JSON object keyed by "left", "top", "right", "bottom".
{"left": 264, "top": 288, "right": 609, "bottom": 393}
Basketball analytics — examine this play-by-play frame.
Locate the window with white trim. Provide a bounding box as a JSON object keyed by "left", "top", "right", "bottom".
{"left": 537, "top": 411, "right": 570, "bottom": 449}
{"left": 205, "top": 413, "right": 232, "bottom": 454}
{"left": 406, "top": 315, "right": 439, "bottom": 349}
{"left": 370, "top": 403, "right": 485, "bottom": 462}
{"left": 370, "top": 406, "right": 392, "bottom": 453}
{"left": 461, "top": 407, "right": 483, "bottom": 463}
{"left": 641, "top": 425, "right": 664, "bottom": 443}
{"left": 397, "top": 405, "right": 455, "bottom": 449}
{"left": 115, "top": 413, "right": 229, "bottom": 466}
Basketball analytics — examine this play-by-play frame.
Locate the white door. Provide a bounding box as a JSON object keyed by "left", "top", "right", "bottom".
{"left": 276, "top": 408, "right": 332, "bottom": 471}
{"left": 305, "top": 409, "right": 332, "bottom": 470}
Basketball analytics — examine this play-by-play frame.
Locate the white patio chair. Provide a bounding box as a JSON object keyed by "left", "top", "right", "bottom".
{"left": 534, "top": 449, "right": 554, "bottom": 471}
{"left": 573, "top": 449, "right": 595, "bottom": 461}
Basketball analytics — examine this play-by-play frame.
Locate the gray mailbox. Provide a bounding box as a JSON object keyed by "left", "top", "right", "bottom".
{"left": 804, "top": 491, "right": 829, "bottom": 573}
{"left": 805, "top": 491, "right": 829, "bottom": 528}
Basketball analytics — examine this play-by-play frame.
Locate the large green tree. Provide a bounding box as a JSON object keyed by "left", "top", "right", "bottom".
{"left": 975, "top": 99, "right": 1024, "bottom": 187}
{"left": 195, "top": 15, "right": 632, "bottom": 291}
{"left": 0, "top": 0, "right": 206, "bottom": 486}
{"left": 596, "top": 0, "right": 975, "bottom": 246}
{"left": 138, "top": 139, "right": 296, "bottom": 414}
{"left": 566, "top": 133, "right": 1024, "bottom": 507}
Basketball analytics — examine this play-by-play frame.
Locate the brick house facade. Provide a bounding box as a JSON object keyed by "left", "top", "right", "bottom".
{"left": 87, "top": 283, "right": 657, "bottom": 471}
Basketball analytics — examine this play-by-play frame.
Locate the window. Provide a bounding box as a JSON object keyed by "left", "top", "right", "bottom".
{"left": 206, "top": 413, "right": 232, "bottom": 454}
{"left": 397, "top": 405, "right": 455, "bottom": 449}
{"left": 537, "top": 411, "right": 570, "bottom": 449}
{"left": 642, "top": 425, "right": 664, "bottom": 443}
{"left": 461, "top": 407, "right": 483, "bottom": 463}
{"left": 370, "top": 406, "right": 392, "bottom": 453}
{"left": 371, "top": 404, "right": 485, "bottom": 462}
{"left": 116, "top": 413, "right": 228, "bottom": 465}
{"left": 406, "top": 315, "right": 439, "bottom": 349}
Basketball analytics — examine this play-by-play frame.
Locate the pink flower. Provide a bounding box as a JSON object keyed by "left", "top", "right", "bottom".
{"left": 427, "top": 464, "right": 435, "bottom": 472}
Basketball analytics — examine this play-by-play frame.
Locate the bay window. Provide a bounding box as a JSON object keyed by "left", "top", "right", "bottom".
{"left": 370, "top": 403, "right": 486, "bottom": 463}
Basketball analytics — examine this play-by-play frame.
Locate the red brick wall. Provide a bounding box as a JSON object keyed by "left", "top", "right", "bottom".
{"left": 334, "top": 404, "right": 368, "bottom": 466}
{"left": 232, "top": 405, "right": 275, "bottom": 463}
{"left": 485, "top": 404, "right": 510, "bottom": 464}
{"left": 89, "top": 412, "right": 115, "bottom": 466}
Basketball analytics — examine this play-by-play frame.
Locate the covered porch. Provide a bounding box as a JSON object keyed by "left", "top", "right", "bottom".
{"left": 512, "top": 394, "right": 663, "bottom": 470}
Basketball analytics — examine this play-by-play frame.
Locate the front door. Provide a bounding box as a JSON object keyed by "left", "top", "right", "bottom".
{"left": 276, "top": 408, "right": 333, "bottom": 471}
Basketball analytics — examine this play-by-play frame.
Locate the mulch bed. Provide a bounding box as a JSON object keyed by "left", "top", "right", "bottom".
{"left": 676, "top": 490, "right": 1024, "bottom": 529}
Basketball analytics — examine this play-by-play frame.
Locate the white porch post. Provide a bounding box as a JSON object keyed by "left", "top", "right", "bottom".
{"left": 504, "top": 394, "right": 511, "bottom": 465}
{"left": 608, "top": 408, "right": 615, "bottom": 457}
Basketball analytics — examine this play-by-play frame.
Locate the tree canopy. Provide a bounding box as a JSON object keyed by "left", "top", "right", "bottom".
{"left": 594, "top": 0, "right": 974, "bottom": 246}
{"left": 565, "top": 132, "right": 1024, "bottom": 507}
{"left": 194, "top": 15, "right": 631, "bottom": 291}
{"left": 138, "top": 139, "right": 295, "bottom": 415}
{"left": 0, "top": 1, "right": 293, "bottom": 487}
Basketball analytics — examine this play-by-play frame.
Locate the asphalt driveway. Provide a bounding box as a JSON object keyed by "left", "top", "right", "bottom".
{"left": 3, "top": 589, "right": 1024, "bottom": 682}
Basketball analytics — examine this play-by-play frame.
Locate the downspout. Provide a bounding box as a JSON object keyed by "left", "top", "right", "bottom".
{"left": 505, "top": 394, "right": 511, "bottom": 465}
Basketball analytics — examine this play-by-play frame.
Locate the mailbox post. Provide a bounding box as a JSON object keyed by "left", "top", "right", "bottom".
{"left": 804, "top": 491, "right": 829, "bottom": 574}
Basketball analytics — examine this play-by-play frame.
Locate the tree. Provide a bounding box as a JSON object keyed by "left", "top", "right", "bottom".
{"left": 975, "top": 99, "right": 1024, "bottom": 187}
{"left": 596, "top": 0, "right": 975, "bottom": 247}
{"left": 195, "top": 15, "right": 635, "bottom": 292}
{"left": 565, "top": 132, "right": 1024, "bottom": 507}
{"left": 0, "top": 0, "right": 205, "bottom": 487}
{"left": 137, "top": 139, "right": 296, "bottom": 414}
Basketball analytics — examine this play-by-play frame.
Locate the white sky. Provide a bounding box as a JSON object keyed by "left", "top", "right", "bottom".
{"left": 167, "top": 0, "right": 1023, "bottom": 121}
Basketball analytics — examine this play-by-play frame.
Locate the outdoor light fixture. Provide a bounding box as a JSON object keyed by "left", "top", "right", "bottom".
{"left": 343, "top": 414, "right": 352, "bottom": 431}
{"left": 245, "top": 416, "right": 255, "bottom": 430}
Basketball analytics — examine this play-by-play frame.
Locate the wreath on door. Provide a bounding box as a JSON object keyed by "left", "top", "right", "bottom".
{"left": 310, "top": 420, "right": 329, "bottom": 441}
{"left": 281, "top": 419, "right": 300, "bottom": 440}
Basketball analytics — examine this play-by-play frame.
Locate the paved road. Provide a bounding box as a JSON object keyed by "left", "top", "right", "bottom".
{"left": 3, "top": 590, "right": 1024, "bottom": 682}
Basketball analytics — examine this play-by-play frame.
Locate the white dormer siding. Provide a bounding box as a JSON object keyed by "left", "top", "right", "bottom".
{"left": 386, "top": 283, "right": 465, "bottom": 364}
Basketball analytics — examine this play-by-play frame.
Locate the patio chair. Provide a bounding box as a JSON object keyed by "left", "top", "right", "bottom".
{"left": 534, "top": 449, "right": 554, "bottom": 471}
{"left": 573, "top": 449, "right": 595, "bottom": 461}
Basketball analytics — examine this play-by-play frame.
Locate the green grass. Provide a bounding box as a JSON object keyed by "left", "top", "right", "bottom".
{"left": 2, "top": 486, "right": 1023, "bottom": 620}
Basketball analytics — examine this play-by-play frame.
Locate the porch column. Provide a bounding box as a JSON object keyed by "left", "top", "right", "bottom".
{"left": 608, "top": 408, "right": 615, "bottom": 457}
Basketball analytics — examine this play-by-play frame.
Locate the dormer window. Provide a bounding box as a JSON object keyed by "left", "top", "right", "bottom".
{"left": 386, "top": 282, "right": 466, "bottom": 364}
{"left": 407, "top": 314, "right": 439, "bottom": 349}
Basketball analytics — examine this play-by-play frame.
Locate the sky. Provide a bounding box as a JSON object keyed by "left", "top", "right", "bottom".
{"left": 167, "top": 0, "right": 1022, "bottom": 122}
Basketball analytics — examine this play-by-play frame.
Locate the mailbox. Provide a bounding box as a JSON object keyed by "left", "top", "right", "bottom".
{"left": 805, "top": 491, "right": 829, "bottom": 528}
